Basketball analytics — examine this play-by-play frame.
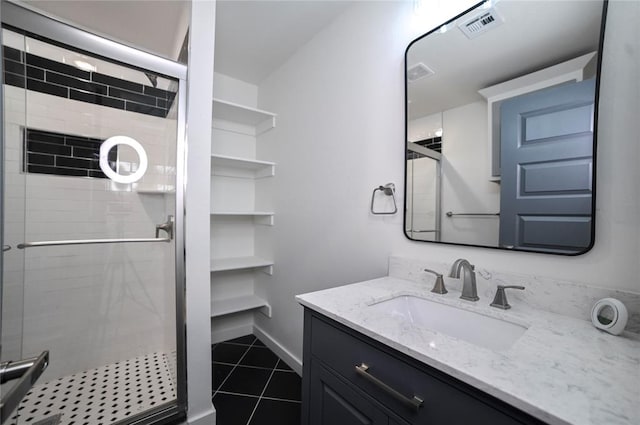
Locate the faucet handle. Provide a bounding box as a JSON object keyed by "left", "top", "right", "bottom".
{"left": 490, "top": 285, "right": 525, "bottom": 310}
{"left": 424, "top": 269, "right": 447, "bottom": 294}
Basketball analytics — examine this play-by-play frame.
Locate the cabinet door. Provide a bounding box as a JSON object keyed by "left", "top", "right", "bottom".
{"left": 309, "top": 360, "right": 388, "bottom": 425}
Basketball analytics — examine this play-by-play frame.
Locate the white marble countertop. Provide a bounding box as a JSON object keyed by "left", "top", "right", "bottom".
{"left": 296, "top": 277, "right": 640, "bottom": 425}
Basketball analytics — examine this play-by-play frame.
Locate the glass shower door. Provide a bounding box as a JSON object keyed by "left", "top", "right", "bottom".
{"left": 1, "top": 4, "right": 186, "bottom": 424}
{"left": 405, "top": 146, "right": 441, "bottom": 242}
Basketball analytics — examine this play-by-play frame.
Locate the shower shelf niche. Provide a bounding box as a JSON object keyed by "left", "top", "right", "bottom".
{"left": 136, "top": 189, "right": 176, "bottom": 194}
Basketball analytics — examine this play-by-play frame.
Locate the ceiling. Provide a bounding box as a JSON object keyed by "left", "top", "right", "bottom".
{"left": 214, "top": 1, "right": 352, "bottom": 84}
{"left": 24, "top": 0, "right": 191, "bottom": 60}
{"left": 23, "top": 0, "right": 352, "bottom": 85}
{"left": 407, "top": 0, "right": 605, "bottom": 120}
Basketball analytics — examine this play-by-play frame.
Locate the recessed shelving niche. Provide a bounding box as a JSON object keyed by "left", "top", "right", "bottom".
{"left": 210, "top": 96, "right": 276, "bottom": 338}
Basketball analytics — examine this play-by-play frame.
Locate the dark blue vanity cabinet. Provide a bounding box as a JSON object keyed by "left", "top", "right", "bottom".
{"left": 301, "top": 308, "right": 547, "bottom": 425}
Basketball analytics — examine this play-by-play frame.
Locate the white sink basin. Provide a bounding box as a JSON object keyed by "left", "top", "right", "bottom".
{"left": 368, "top": 295, "right": 527, "bottom": 351}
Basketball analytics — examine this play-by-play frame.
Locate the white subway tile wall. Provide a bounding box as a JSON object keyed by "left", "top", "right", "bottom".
{"left": 2, "top": 27, "right": 179, "bottom": 384}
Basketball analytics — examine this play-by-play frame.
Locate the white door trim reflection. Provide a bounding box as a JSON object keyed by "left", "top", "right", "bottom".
{"left": 99, "top": 135, "right": 148, "bottom": 183}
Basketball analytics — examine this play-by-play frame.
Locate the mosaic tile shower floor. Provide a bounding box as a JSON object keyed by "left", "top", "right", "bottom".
{"left": 7, "top": 352, "right": 176, "bottom": 425}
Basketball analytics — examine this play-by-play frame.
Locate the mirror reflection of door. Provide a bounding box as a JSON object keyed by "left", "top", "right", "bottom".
{"left": 499, "top": 79, "right": 595, "bottom": 253}
{"left": 404, "top": 0, "right": 606, "bottom": 255}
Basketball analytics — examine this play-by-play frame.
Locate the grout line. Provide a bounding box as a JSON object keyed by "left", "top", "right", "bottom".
{"left": 213, "top": 361, "right": 276, "bottom": 372}
{"left": 244, "top": 348, "right": 278, "bottom": 425}
{"left": 218, "top": 341, "right": 256, "bottom": 347}
{"left": 215, "top": 391, "right": 261, "bottom": 399}
{"left": 214, "top": 333, "right": 302, "bottom": 424}
{"left": 212, "top": 336, "right": 257, "bottom": 398}
{"left": 213, "top": 391, "right": 301, "bottom": 404}
{"left": 260, "top": 396, "right": 302, "bottom": 404}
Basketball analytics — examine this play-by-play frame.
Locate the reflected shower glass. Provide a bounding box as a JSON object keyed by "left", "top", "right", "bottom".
{"left": 405, "top": 146, "right": 441, "bottom": 242}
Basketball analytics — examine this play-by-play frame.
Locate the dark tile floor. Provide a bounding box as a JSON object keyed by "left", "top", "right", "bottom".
{"left": 212, "top": 334, "right": 302, "bottom": 425}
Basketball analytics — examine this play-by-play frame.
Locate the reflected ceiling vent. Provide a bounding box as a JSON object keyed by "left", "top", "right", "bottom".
{"left": 407, "top": 63, "right": 434, "bottom": 83}
{"left": 458, "top": 7, "right": 504, "bottom": 39}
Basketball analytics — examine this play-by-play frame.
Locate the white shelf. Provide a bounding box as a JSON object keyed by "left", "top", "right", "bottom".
{"left": 211, "top": 154, "right": 275, "bottom": 178}
{"left": 135, "top": 185, "right": 175, "bottom": 194}
{"left": 211, "top": 211, "right": 274, "bottom": 215}
{"left": 212, "top": 98, "right": 276, "bottom": 135}
{"left": 210, "top": 256, "right": 274, "bottom": 274}
{"left": 136, "top": 189, "right": 175, "bottom": 194}
{"left": 211, "top": 294, "right": 271, "bottom": 318}
{"left": 211, "top": 211, "right": 274, "bottom": 225}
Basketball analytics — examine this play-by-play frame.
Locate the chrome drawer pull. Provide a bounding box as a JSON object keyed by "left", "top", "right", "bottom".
{"left": 355, "top": 363, "right": 424, "bottom": 411}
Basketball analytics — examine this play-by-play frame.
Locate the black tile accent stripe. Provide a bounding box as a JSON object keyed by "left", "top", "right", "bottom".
{"left": 70, "top": 89, "right": 125, "bottom": 109}
{"left": 4, "top": 58, "right": 25, "bottom": 74}
{"left": 125, "top": 101, "right": 167, "bottom": 118}
{"left": 109, "top": 86, "right": 157, "bottom": 106}
{"left": 408, "top": 136, "right": 443, "bottom": 159}
{"left": 92, "top": 72, "right": 143, "bottom": 93}
{"left": 3, "top": 45, "right": 176, "bottom": 118}
{"left": 23, "top": 128, "right": 117, "bottom": 179}
{"left": 4, "top": 72, "right": 25, "bottom": 88}
{"left": 26, "top": 52, "right": 90, "bottom": 79}
{"left": 3, "top": 45, "right": 22, "bottom": 62}
{"left": 27, "top": 78, "right": 68, "bottom": 97}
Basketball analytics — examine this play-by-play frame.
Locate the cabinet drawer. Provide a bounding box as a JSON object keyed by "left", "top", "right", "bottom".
{"left": 310, "top": 314, "right": 539, "bottom": 425}
{"left": 309, "top": 359, "right": 389, "bottom": 425}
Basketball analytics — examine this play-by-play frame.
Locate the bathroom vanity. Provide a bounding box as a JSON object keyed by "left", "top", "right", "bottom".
{"left": 297, "top": 274, "right": 640, "bottom": 425}
{"left": 302, "top": 309, "right": 544, "bottom": 425}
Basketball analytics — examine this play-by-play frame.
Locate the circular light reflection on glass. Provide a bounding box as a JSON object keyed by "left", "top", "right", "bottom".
{"left": 99, "top": 136, "right": 148, "bottom": 184}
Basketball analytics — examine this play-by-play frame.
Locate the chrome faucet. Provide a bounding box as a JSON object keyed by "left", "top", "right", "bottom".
{"left": 449, "top": 259, "right": 479, "bottom": 301}
{"left": 490, "top": 285, "right": 525, "bottom": 309}
{"left": 424, "top": 269, "right": 447, "bottom": 294}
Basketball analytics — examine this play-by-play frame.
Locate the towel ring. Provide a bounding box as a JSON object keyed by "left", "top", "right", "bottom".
{"left": 371, "top": 183, "right": 398, "bottom": 215}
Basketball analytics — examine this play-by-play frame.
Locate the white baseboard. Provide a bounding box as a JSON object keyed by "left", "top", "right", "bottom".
{"left": 187, "top": 406, "right": 215, "bottom": 425}
{"left": 211, "top": 323, "right": 254, "bottom": 344}
{"left": 253, "top": 324, "right": 303, "bottom": 376}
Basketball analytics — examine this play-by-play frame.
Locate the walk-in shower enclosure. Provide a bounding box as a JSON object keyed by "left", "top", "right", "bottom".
{"left": 0, "top": 2, "right": 187, "bottom": 424}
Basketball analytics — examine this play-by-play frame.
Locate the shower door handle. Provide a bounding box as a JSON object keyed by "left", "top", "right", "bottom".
{"left": 0, "top": 351, "right": 49, "bottom": 423}
{"left": 2, "top": 245, "right": 10, "bottom": 252}
{"left": 155, "top": 215, "right": 174, "bottom": 239}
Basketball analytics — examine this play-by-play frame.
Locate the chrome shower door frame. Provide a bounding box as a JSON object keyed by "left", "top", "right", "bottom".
{"left": 0, "top": 2, "right": 188, "bottom": 424}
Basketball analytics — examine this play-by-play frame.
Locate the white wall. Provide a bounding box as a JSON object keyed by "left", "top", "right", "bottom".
{"left": 440, "top": 101, "right": 499, "bottom": 246}
{"left": 406, "top": 156, "right": 438, "bottom": 241}
{"left": 255, "top": 1, "right": 418, "bottom": 362}
{"left": 185, "top": 1, "right": 215, "bottom": 423}
{"left": 213, "top": 72, "right": 258, "bottom": 108}
{"left": 254, "top": 0, "right": 640, "bottom": 366}
{"left": 407, "top": 101, "right": 500, "bottom": 246}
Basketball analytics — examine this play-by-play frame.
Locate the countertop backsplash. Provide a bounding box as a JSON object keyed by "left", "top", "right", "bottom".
{"left": 388, "top": 256, "right": 640, "bottom": 334}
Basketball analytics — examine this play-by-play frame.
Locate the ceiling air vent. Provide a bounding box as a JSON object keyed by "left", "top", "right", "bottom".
{"left": 458, "top": 7, "right": 504, "bottom": 39}
{"left": 407, "top": 63, "right": 434, "bottom": 83}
